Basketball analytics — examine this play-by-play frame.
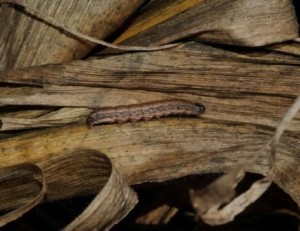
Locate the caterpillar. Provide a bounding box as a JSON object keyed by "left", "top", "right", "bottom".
{"left": 87, "top": 99, "right": 205, "bottom": 126}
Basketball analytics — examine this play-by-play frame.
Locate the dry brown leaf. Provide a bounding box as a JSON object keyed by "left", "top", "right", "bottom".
{"left": 114, "top": 0, "right": 206, "bottom": 44}
{"left": 0, "top": 108, "right": 51, "bottom": 118}
{"left": 0, "top": 149, "right": 138, "bottom": 230}
{"left": 0, "top": 43, "right": 299, "bottom": 132}
{"left": 0, "top": 163, "right": 46, "bottom": 227}
{"left": 112, "top": 0, "right": 298, "bottom": 47}
{"left": 0, "top": 0, "right": 298, "bottom": 229}
{"left": 0, "top": 0, "right": 143, "bottom": 70}
{"left": 0, "top": 107, "right": 91, "bottom": 131}
{"left": 0, "top": 85, "right": 174, "bottom": 107}
{"left": 0, "top": 116, "right": 299, "bottom": 210}
{"left": 266, "top": 40, "right": 300, "bottom": 57}
{"left": 190, "top": 96, "right": 300, "bottom": 225}
{"left": 136, "top": 204, "right": 179, "bottom": 225}
{"left": 190, "top": 169, "right": 245, "bottom": 217}
{"left": 0, "top": 30, "right": 299, "bottom": 228}
{"left": 55, "top": 150, "right": 138, "bottom": 231}
{"left": 1, "top": 42, "right": 299, "bottom": 97}
{"left": 200, "top": 177, "right": 272, "bottom": 225}
{"left": 0, "top": 1, "right": 179, "bottom": 61}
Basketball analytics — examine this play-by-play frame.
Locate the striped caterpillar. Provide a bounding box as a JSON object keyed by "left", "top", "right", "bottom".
{"left": 87, "top": 99, "right": 205, "bottom": 126}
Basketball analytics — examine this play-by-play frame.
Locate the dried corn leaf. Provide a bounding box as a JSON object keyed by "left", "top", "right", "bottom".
{"left": 58, "top": 150, "right": 138, "bottom": 231}
{"left": 0, "top": 107, "right": 91, "bottom": 131}
{"left": 0, "top": 164, "right": 46, "bottom": 227}
{"left": 0, "top": 0, "right": 143, "bottom": 70}
{"left": 0, "top": 85, "right": 171, "bottom": 107}
{"left": 113, "top": 0, "right": 298, "bottom": 47}
{"left": 0, "top": 149, "right": 137, "bottom": 230}
{"left": 0, "top": 108, "right": 52, "bottom": 119}
{"left": 1, "top": 43, "right": 299, "bottom": 96}
{"left": 190, "top": 96, "right": 300, "bottom": 226}
{"left": 190, "top": 169, "right": 245, "bottom": 216}
{"left": 266, "top": 40, "right": 300, "bottom": 57}
{"left": 0, "top": 43, "right": 299, "bottom": 132}
{"left": 0, "top": 0, "right": 299, "bottom": 229}
{"left": 136, "top": 204, "right": 179, "bottom": 225}
{"left": 0, "top": 118, "right": 299, "bottom": 210}
{"left": 214, "top": 178, "right": 271, "bottom": 225}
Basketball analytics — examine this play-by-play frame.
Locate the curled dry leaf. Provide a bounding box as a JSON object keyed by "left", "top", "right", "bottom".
{"left": 190, "top": 168, "right": 245, "bottom": 219}
{"left": 61, "top": 150, "right": 138, "bottom": 231}
{"left": 190, "top": 96, "right": 300, "bottom": 226}
{"left": 201, "top": 177, "right": 272, "bottom": 225}
{"left": 0, "top": 149, "right": 137, "bottom": 230}
{"left": 0, "top": 163, "right": 46, "bottom": 227}
{"left": 0, "top": 116, "right": 299, "bottom": 210}
{"left": 39, "top": 149, "right": 138, "bottom": 231}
